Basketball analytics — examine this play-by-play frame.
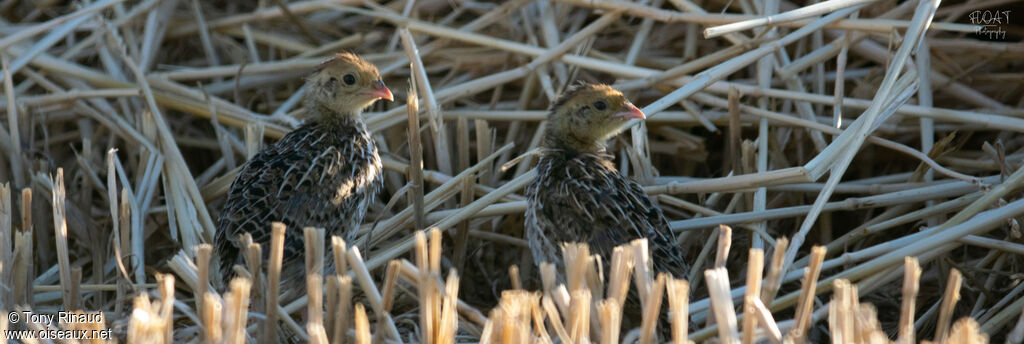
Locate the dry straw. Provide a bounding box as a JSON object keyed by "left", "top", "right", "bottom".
{"left": 1, "top": 0, "right": 1021, "bottom": 342}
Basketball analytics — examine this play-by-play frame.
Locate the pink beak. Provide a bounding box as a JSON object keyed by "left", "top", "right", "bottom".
{"left": 615, "top": 103, "right": 646, "bottom": 120}
{"left": 370, "top": 80, "right": 394, "bottom": 101}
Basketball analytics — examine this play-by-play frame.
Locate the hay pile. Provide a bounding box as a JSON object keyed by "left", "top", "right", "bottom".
{"left": 0, "top": 0, "right": 1022, "bottom": 342}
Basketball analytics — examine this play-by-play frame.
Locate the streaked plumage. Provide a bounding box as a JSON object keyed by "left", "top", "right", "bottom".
{"left": 215, "top": 53, "right": 392, "bottom": 297}
{"left": 525, "top": 84, "right": 688, "bottom": 278}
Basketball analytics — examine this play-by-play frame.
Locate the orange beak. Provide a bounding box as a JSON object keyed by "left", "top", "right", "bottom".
{"left": 370, "top": 80, "right": 394, "bottom": 101}
{"left": 615, "top": 103, "right": 645, "bottom": 120}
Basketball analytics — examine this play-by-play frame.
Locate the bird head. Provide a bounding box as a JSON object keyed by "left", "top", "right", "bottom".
{"left": 543, "top": 83, "right": 645, "bottom": 152}
{"left": 305, "top": 52, "right": 393, "bottom": 119}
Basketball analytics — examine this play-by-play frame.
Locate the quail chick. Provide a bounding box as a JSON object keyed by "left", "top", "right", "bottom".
{"left": 215, "top": 52, "right": 392, "bottom": 298}
{"left": 525, "top": 83, "right": 688, "bottom": 278}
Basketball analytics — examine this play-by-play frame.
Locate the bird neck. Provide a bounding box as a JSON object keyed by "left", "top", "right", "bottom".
{"left": 542, "top": 131, "right": 606, "bottom": 155}
{"left": 539, "top": 145, "right": 617, "bottom": 172}
{"left": 306, "top": 101, "right": 362, "bottom": 128}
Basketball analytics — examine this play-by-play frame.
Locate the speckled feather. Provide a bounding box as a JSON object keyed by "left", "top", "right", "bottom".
{"left": 215, "top": 117, "right": 382, "bottom": 296}
{"left": 525, "top": 149, "right": 688, "bottom": 277}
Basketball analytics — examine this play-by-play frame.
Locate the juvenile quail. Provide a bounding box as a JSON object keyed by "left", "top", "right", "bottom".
{"left": 525, "top": 83, "right": 688, "bottom": 279}
{"left": 215, "top": 52, "right": 392, "bottom": 298}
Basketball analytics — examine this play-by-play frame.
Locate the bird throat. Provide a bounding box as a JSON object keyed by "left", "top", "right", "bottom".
{"left": 306, "top": 101, "right": 362, "bottom": 128}
{"left": 543, "top": 130, "right": 606, "bottom": 155}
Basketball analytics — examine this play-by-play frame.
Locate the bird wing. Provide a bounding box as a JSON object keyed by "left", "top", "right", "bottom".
{"left": 215, "top": 127, "right": 344, "bottom": 258}
{"left": 537, "top": 160, "right": 688, "bottom": 276}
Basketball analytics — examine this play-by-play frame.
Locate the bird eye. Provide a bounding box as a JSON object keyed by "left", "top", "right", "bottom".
{"left": 593, "top": 100, "right": 607, "bottom": 110}
{"left": 343, "top": 74, "right": 356, "bottom": 85}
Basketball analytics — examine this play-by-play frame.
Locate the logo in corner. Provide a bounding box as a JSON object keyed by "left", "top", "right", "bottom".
{"left": 969, "top": 10, "right": 1011, "bottom": 40}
